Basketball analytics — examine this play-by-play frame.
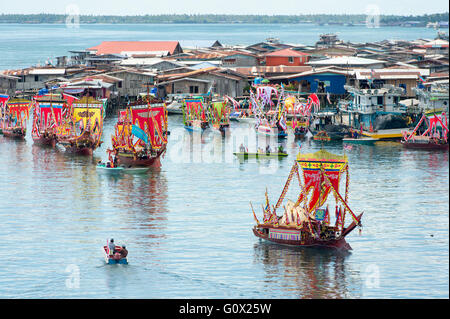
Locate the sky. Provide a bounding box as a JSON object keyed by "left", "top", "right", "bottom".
{"left": 0, "top": 0, "right": 448, "bottom": 15}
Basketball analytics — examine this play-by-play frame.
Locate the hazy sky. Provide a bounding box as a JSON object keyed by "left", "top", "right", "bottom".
{"left": 1, "top": 0, "right": 448, "bottom": 15}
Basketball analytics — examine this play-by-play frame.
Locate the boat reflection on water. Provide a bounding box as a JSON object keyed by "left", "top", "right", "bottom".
{"left": 253, "top": 241, "right": 363, "bottom": 298}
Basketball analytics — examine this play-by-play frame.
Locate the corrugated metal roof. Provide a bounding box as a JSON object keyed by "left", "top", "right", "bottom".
{"left": 87, "top": 41, "right": 181, "bottom": 55}
{"left": 29, "top": 68, "right": 66, "bottom": 75}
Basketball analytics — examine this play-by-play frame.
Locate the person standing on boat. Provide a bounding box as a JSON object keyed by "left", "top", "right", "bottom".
{"left": 108, "top": 239, "right": 116, "bottom": 256}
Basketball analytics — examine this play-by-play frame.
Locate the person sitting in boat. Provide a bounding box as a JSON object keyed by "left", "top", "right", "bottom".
{"left": 119, "top": 245, "right": 128, "bottom": 259}
{"left": 278, "top": 145, "right": 284, "bottom": 154}
{"left": 239, "top": 143, "right": 246, "bottom": 153}
{"left": 266, "top": 145, "right": 272, "bottom": 154}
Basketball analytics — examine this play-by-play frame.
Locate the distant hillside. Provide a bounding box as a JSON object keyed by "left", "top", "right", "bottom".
{"left": 0, "top": 13, "right": 448, "bottom": 25}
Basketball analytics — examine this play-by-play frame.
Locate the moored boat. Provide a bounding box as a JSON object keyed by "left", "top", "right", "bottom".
{"left": 209, "top": 100, "right": 230, "bottom": 134}
{"left": 56, "top": 96, "right": 104, "bottom": 155}
{"left": 251, "top": 149, "right": 363, "bottom": 250}
{"left": 401, "top": 112, "right": 449, "bottom": 150}
{"left": 182, "top": 97, "right": 209, "bottom": 131}
{"left": 1, "top": 98, "right": 31, "bottom": 140}
{"left": 342, "top": 137, "right": 378, "bottom": 145}
{"left": 32, "top": 94, "right": 67, "bottom": 147}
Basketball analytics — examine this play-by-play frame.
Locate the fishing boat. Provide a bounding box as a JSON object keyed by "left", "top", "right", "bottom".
{"left": 233, "top": 151, "right": 288, "bottom": 159}
{"left": 342, "top": 137, "right": 378, "bottom": 145}
{"left": 251, "top": 149, "right": 363, "bottom": 250}
{"left": 31, "top": 94, "right": 66, "bottom": 147}
{"left": 103, "top": 245, "right": 128, "bottom": 265}
{"left": 401, "top": 112, "right": 449, "bottom": 150}
{"left": 56, "top": 96, "right": 104, "bottom": 155}
{"left": 182, "top": 97, "right": 209, "bottom": 131}
{"left": 1, "top": 98, "right": 31, "bottom": 139}
{"left": 209, "top": 100, "right": 230, "bottom": 133}
{"left": 111, "top": 94, "right": 168, "bottom": 167}
{"left": 339, "top": 85, "right": 413, "bottom": 141}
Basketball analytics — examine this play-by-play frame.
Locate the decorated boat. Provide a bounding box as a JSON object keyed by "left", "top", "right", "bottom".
{"left": 0, "top": 94, "right": 10, "bottom": 134}
{"left": 313, "top": 130, "right": 331, "bottom": 141}
{"left": 251, "top": 149, "right": 363, "bottom": 250}
{"left": 111, "top": 95, "right": 168, "bottom": 167}
{"left": 31, "top": 94, "right": 67, "bottom": 147}
{"left": 182, "top": 97, "right": 209, "bottom": 131}
{"left": 401, "top": 112, "right": 449, "bottom": 150}
{"left": 1, "top": 98, "right": 31, "bottom": 139}
{"left": 256, "top": 117, "right": 288, "bottom": 138}
{"left": 248, "top": 85, "right": 288, "bottom": 138}
{"left": 56, "top": 96, "right": 104, "bottom": 155}
{"left": 209, "top": 100, "right": 230, "bottom": 133}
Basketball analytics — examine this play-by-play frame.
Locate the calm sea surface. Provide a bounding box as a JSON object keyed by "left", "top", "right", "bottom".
{"left": 0, "top": 115, "right": 448, "bottom": 298}
{"left": 0, "top": 23, "right": 440, "bottom": 70}
{"left": 0, "top": 23, "right": 448, "bottom": 299}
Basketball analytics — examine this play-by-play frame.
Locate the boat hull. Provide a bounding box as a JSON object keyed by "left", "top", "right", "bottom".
{"left": 2, "top": 128, "right": 26, "bottom": 139}
{"left": 252, "top": 213, "right": 363, "bottom": 251}
{"left": 234, "top": 152, "right": 288, "bottom": 159}
{"left": 103, "top": 246, "right": 128, "bottom": 265}
{"left": 401, "top": 140, "right": 449, "bottom": 150}
{"left": 343, "top": 137, "right": 378, "bottom": 145}
{"left": 252, "top": 226, "right": 352, "bottom": 250}
{"left": 116, "top": 147, "right": 165, "bottom": 167}
{"left": 96, "top": 164, "right": 124, "bottom": 173}
{"left": 33, "top": 135, "right": 57, "bottom": 147}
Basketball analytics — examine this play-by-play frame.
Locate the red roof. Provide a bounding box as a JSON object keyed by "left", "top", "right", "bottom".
{"left": 87, "top": 41, "right": 181, "bottom": 55}
{"left": 265, "top": 48, "right": 310, "bottom": 57}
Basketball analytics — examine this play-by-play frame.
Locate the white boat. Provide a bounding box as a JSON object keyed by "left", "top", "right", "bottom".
{"left": 166, "top": 100, "right": 183, "bottom": 114}
{"left": 236, "top": 117, "right": 256, "bottom": 124}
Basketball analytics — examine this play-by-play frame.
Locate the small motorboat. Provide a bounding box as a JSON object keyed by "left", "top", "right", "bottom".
{"left": 122, "top": 166, "right": 150, "bottom": 174}
{"left": 343, "top": 137, "right": 379, "bottom": 145}
{"left": 103, "top": 245, "right": 128, "bottom": 265}
{"left": 96, "top": 162, "right": 124, "bottom": 173}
